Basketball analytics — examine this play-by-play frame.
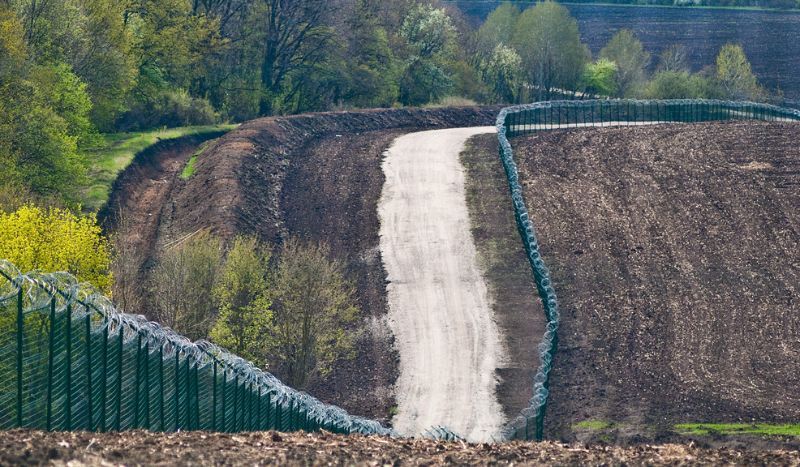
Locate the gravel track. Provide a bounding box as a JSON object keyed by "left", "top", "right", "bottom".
{"left": 378, "top": 127, "right": 504, "bottom": 441}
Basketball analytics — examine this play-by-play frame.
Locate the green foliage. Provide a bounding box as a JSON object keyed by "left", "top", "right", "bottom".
{"left": 0, "top": 7, "right": 91, "bottom": 203}
{"left": 715, "top": 43, "right": 766, "bottom": 100}
{"left": 482, "top": 43, "right": 524, "bottom": 103}
{"left": 511, "top": 1, "right": 590, "bottom": 98}
{"left": 118, "top": 88, "right": 219, "bottom": 131}
{"left": 398, "top": 4, "right": 459, "bottom": 106}
{"left": 210, "top": 236, "right": 272, "bottom": 366}
{"left": 0, "top": 204, "right": 112, "bottom": 291}
{"left": 180, "top": 143, "right": 210, "bottom": 180}
{"left": 581, "top": 59, "right": 619, "bottom": 96}
{"left": 574, "top": 420, "right": 616, "bottom": 430}
{"left": 150, "top": 232, "right": 223, "bottom": 341}
{"left": 476, "top": 3, "right": 520, "bottom": 56}
{"left": 82, "top": 125, "right": 234, "bottom": 210}
{"left": 676, "top": 423, "right": 800, "bottom": 437}
{"left": 599, "top": 29, "right": 650, "bottom": 97}
{"left": 267, "top": 239, "right": 359, "bottom": 388}
{"left": 400, "top": 4, "right": 457, "bottom": 59}
{"left": 644, "top": 70, "right": 712, "bottom": 98}
{"left": 11, "top": 0, "right": 136, "bottom": 131}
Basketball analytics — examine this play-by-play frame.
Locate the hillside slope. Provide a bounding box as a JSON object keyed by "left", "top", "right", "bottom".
{"left": 103, "top": 107, "right": 501, "bottom": 422}
{"left": 510, "top": 121, "right": 800, "bottom": 443}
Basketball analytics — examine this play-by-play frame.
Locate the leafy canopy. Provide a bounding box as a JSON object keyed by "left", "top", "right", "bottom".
{"left": 0, "top": 205, "right": 112, "bottom": 291}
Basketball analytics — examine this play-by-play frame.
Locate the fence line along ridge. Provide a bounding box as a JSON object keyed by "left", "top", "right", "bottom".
{"left": 496, "top": 99, "right": 800, "bottom": 441}
{"left": 0, "top": 259, "right": 391, "bottom": 436}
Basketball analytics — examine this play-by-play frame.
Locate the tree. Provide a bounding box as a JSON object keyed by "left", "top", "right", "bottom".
{"left": 482, "top": 43, "right": 523, "bottom": 103}
{"left": 644, "top": 70, "right": 711, "bottom": 99}
{"left": 210, "top": 235, "right": 272, "bottom": 365}
{"left": 715, "top": 43, "right": 765, "bottom": 101}
{"left": 398, "top": 4, "right": 457, "bottom": 106}
{"left": 657, "top": 44, "right": 690, "bottom": 73}
{"left": 0, "top": 205, "right": 112, "bottom": 291}
{"left": 11, "top": 0, "right": 136, "bottom": 130}
{"left": 149, "top": 232, "right": 223, "bottom": 340}
{"left": 581, "top": 59, "right": 619, "bottom": 97}
{"left": 256, "top": 0, "right": 334, "bottom": 115}
{"left": 599, "top": 29, "right": 650, "bottom": 97}
{"left": 476, "top": 3, "right": 520, "bottom": 57}
{"left": 511, "top": 1, "right": 590, "bottom": 99}
{"left": 341, "top": 0, "right": 399, "bottom": 108}
{"left": 1, "top": 6, "right": 91, "bottom": 202}
{"left": 267, "top": 239, "right": 359, "bottom": 388}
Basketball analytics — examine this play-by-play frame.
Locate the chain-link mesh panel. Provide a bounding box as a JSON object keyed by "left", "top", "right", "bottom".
{"left": 497, "top": 99, "right": 800, "bottom": 441}
{"left": 0, "top": 260, "right": 393, "bottom": 437}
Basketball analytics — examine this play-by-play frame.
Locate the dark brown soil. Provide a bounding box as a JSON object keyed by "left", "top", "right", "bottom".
{"left": 280, "top": 130, "right": 408, "bottom": 424}
{"left": 3, "top": 430, "right": 799, "bottom": 466}
{"left": 103, "top": 107, "right": 502, "bottom": 423}
{"left": 461, "top": 135, "right": 544, "bottom": 422}
{"left": 510, "top": 121, "right": 800, "bottom": 445}
{"left": 100, "top": 133, "right": 226, "bottom": 293}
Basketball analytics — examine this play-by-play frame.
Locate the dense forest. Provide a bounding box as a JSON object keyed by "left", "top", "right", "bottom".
{"left": 0, "top": 0, "right": 772, "bottom": 206}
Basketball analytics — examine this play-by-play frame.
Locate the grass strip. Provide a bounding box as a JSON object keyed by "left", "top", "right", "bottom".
{"left": 82, "top": 124, "right": 236, "bottom": 210}
{"left": 676, "top": 423, "right": 800, "bottom": 437}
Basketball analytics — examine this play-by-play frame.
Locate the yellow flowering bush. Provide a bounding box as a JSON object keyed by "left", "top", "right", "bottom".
{"left": 0, "top": 205, "right": 112, "bottom": 292}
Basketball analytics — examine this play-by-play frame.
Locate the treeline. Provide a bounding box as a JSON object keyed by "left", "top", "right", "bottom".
{"left": 565, "top": 0, "right": 800, "bottom": 9}
{"left": 0, "top": 204, "right": 358, "bottom": 389}
{"left": 474, "top": 2, "right": 769, "bottom": 103}
{"left": 0, "top": 0, "right": 775, "bottom": 205}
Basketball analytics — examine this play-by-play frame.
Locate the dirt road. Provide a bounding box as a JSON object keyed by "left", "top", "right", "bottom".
{"left": 379, "top": 127, "right": 503, "bottom": 441}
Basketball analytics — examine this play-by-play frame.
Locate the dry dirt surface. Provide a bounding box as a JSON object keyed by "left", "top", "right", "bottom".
{"left": 460, "top": 134, "right": 546, "bottom": 425}
{"left": 103, "top": 107, "right": 502, "bottom": 423}
{"left": 379, "top": 128, "right": 503, "bottom": 441}
{"left": 510, "top": 121, "right": 800, "bottom": 445}
{"left": 3, "top": 430, "right": 799, "bottom": 466}
{"left": 100, "top": 133, "right": 226, "bottom": 291}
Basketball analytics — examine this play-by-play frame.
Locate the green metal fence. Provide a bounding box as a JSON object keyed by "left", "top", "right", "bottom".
{"left": 497, "top": 99, "right": 800, "bottom": 441}
{"left": 0, "top": 260, "right": 391, "bottom": 435}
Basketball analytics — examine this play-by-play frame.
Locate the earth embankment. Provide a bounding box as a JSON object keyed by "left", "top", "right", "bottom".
{"left": 509, "top": 121, "right": 800, "bottom": 444}
{"left": 103, "top": 107, "right": 501, "bottom": 422}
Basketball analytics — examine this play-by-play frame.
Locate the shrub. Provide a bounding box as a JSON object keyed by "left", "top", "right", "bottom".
{"left": 0, "top": 205, "right": 112, "bottom": 291}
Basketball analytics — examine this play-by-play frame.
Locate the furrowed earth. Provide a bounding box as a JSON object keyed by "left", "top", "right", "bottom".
{"left": 4, "top": 430, "right": 799, "bottom": 466}
{"left": 506, "top": 121, "right": 800, "bottom": 447}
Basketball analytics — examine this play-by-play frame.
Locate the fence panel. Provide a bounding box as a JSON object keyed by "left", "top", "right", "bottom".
{"left": 0, "top": 260, "right": 392, "bottom": 437}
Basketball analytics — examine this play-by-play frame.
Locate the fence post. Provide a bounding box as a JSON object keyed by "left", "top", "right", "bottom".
{"left": 85, "top": 313, "right": 92, "bottom": 430}
{"left": 47, "top": 299, "right": 56, "bottom": 430}
{"left": 174, "top": 349, "right": 180, "bottom": 431}
{"left": 16, "top": 288, "right": 23, "bottom": 428}
{"left": 116, "top": 325, "right": 123, "bottom": 431}
{"left": 65, "top": 304, "right": 72, "bottom": 430}
{"left": 144, "top": 340, "right": 150, "bottom": 430}
{"left": 184, "top": 354, "right": 191, "bottom": 429}
{"left": 159, "top": 344, "right": 164, "bottom": 431}
{"left": 221, "top": 368, "right": 227, "bottom": 432}
{"left": 135, "top": 333, "right": 142, "bottom": 428}
{"left": 212, "top": 360, "right": 217, "bottom": 431}
{"left": 100, "top": 323, "right": 108, "bottom": 431}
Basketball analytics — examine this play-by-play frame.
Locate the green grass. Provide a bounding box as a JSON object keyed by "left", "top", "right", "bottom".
{"left": 180, "top": 141, "right": 213, "bottom": 180}
{"left": 81, "top": 124, "right": 236, "bottom": 211}
{"left": 676, "top": 423, "right": 800, "bottom": 437}
{"left": 573, "top": 420, "right": 616, "bottom": 431}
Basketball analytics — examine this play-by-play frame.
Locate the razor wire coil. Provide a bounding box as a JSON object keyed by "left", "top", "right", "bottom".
{"left": 497, "top": 99, "right": 800, "bottom": 442}
{"left": 0, "top": 259, "right": 393, "bottom": 436}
